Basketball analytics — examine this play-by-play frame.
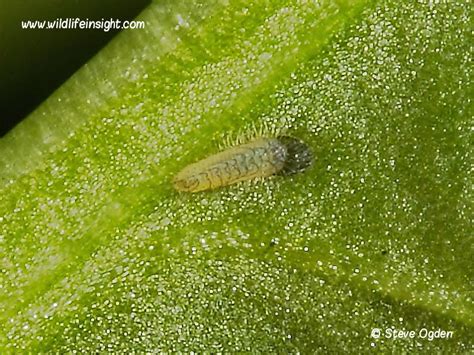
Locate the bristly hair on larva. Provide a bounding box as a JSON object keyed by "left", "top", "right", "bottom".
{"left": 173, "top": 135, "right": 312, "bottom": 193}
{"left": 219, "top": 121, "right": 286, "bottom": 151}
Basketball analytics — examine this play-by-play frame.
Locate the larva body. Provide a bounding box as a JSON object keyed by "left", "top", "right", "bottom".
{"left": 173, "top": 136, "right": 312, "bottom": 193}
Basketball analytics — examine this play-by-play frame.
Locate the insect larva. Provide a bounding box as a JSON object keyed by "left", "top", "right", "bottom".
{"left": 173, "top": 136, "right": 312, "bottom": 192}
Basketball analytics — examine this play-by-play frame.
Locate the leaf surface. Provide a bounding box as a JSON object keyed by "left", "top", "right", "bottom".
{"left": 0, "top": 0, "right": 472, "bottom": 352}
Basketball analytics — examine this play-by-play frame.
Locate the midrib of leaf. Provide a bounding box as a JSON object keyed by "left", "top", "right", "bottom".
{"left": 0, "top": 0, "right": 369, "bottom": 336}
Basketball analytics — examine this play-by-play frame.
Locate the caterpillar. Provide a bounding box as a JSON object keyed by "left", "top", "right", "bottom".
{"left": 173, "top": 136, "right": 312, "bottom": 192}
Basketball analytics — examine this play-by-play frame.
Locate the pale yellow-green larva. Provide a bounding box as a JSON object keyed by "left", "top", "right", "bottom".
{"left": 173, "top": 136, "right": 312, "bottom": 192}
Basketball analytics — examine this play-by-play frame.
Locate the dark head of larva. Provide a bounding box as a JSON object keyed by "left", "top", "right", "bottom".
{"left": 276, "top": 136, "right": 313, "bottom": 176}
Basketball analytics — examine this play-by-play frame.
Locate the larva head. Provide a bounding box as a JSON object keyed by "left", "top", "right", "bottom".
{"left": 172, "top": 173, "right": 202, "bottom": 192}
{"left": 276, "top": 136, "right": 313, "bottom": 175}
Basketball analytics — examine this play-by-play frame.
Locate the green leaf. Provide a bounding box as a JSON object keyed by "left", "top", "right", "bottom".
{"left": 0, "top": 0, "right": 472, "bottom": 352}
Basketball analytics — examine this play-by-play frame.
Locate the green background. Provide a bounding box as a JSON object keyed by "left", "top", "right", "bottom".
{"left": 0, "top": 0, "right": 472, "bottom": 352}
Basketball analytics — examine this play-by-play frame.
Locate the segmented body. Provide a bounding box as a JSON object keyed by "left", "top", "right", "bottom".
{"left": 173, "top": 136, "right": 312, "bottom": 193}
